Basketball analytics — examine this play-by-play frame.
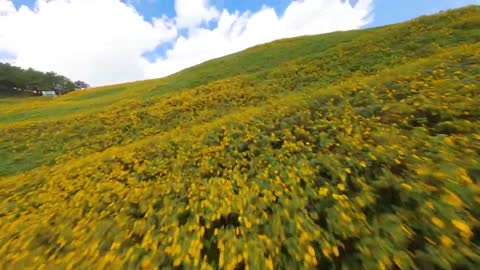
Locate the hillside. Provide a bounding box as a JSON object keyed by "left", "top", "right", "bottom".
{"left": 0, "top": 6, "right": 479, "bottom": 270}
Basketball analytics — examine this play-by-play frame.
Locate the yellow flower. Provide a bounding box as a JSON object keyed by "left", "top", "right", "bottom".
{"left": 265, "top": 257, "right": 274, "bottom": 270}
{"left": 416, "top": 166, "right": 429, "bottom": 175}
{"left": 452, "top": 219, "right": 472, "bottom": 239}
{"left": 401, "top": 183, "right": 413, "bottom": 191}
{"left": 318, "top": 187, "right": 328, "bottom": 196}
{"left": 443, "top": 190, "right": 463, "bottom": 207}
{"left": 431, "top": 217, "right": 444, "bottom": 228}
{"left": 307, "top": 246, "right": 315, "bottom": 257}
{"left": 340, "top": 212, "right": 351, "bottom": 222}
{"left": 443, "top": 137, "right": 455, "bottom": 146}
{"left": 219, "top": 251, "right": 225, "bottom": 268}
{"left": 322, "top": 247, "right": 331, "bottom": 257}
{"left": 173, "top": 257, "right": 182, "bottom": 267}
{"left": 332, "top": 246, "right": 339, "bottom": 257}
{"left": 244, "top": 219, "right": 253, "bottom": 229}
{"left": 458, "top": 168, "right": 473, "bottom": 184}
{"left": 141, "top": 259, "right": 152, "bottom": 269}
{"left": 440, "top": 235, "right": 453, "bottom": 247}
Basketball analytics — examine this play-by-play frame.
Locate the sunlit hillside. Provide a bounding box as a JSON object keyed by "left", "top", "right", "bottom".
{"left": 0, "top": 6, "right": 479, "bottom": 270}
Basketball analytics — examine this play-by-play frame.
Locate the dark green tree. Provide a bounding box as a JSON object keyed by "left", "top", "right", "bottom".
{"left": 0, "top": 62, "right": 83, "bottom": 97}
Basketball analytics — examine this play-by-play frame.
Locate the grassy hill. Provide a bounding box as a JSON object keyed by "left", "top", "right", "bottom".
{"left": 0, "top": 6, "right": 479, "bottom": 270}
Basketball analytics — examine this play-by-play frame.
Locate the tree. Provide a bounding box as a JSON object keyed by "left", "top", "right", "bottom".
{"left": 0, "top": 62, "right": 80, "bottom": 97}
{"left": 74, "top": 80, "right": 90, "bottom": 89}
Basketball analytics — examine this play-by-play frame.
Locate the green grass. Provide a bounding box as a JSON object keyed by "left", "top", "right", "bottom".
{"left": 0, "top": 103, "right": 88, "bottom": 124}
{"left": 0, "top": 87, "right": 138, "bottom": 124}
{"left": 144, "top": 30, "right": 363, "bottom": 97}
{"left": 67, "top": 87, "right": 127, "bottom": 101}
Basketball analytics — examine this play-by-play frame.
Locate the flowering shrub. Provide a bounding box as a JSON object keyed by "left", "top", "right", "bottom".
{"left": 0, "top": 6, "right": 479, "bottom": 270}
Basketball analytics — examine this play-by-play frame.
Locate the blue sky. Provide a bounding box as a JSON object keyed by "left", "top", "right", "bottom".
{"left": 2, "top": 0, "right": 478, "bottom": 86}
{"left": 369, "top": 0, "right": 479, "bottom": 27}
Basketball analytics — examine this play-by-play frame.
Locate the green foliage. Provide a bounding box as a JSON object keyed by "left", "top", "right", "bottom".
{"left": 0, "top": 62, "right": 82, "bottom": 97}
{"left": 0, "top": 6, "right": 479, "bottom": 270}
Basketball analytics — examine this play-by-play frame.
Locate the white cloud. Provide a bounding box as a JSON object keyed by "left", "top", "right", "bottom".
{"left": 0, "top": 0, "right": 15, "bottom": 15}
{"left": 0, "top": 0, "right": 373, "bottom": 86}
{"left": 174, "top": 0, "right": 219, "bottom": 29}
{"left": 0, "top": 0, "right": 176, "bottom": 86}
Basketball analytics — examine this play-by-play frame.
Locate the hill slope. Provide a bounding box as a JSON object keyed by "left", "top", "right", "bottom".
{"left": 0, "top": 6, "right": 480, "bottom": 270}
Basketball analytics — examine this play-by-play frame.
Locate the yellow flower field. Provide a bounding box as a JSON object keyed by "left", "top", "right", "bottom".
{"left": 0, "top": 6, "right": 479, "bottom": 270}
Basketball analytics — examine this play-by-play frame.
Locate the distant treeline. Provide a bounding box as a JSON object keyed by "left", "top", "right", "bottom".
{"left": 0, "top": 62, "right": 89, "bottom": 97}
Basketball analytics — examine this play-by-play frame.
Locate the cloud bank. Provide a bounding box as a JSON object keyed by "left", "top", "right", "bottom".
{"left": 0, "top": 0, "right": 373, "bottom": 86}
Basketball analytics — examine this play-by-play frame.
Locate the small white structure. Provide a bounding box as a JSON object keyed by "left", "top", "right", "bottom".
{"left": 41, "top": 90, "right": 57, "bottom": 97}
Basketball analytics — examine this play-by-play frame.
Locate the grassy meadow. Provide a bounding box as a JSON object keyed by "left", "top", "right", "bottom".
{"left": 0, "top": 6, "right": 479, "bottom": 270}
